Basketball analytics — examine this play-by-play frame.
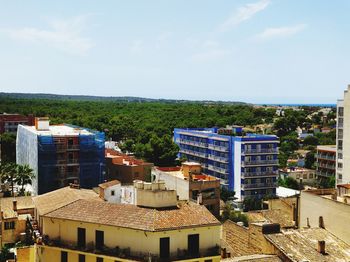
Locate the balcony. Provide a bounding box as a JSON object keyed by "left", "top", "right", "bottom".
{"left": 316, "top": 163, "right": 336, "bottom": 170}
{"left": 316, "top": 170, "right": 335, "bottom": 177}
{"left": 242, "top": 182, "right": 277, "bottom": 190}
{"left": 242, "top": 148, "right": 278, "bottom": 155}
{"left": 179, "top": 149, "right": 207, "bottom": 158}
{"left": 208, "top": 144, "right": 229, "bottom": 152}
{"left": 242, "top": 159, "right": 279, "bottom": 167}
{"left": 241, "top": 171, "right": 278, "bottom": 178}
{"left": 177, "top": 139, "right": 208, "bottom": 149}
{"left": 207, "top": 164, "right": 228, "bottom": 174}
{"left": 40, "top": 237, "right": 220, "bottom": 262}
{"left": 67, "top": 144, "right": 80, "bottom": 150}
{"left": 315, "top": 154, "right": 336, "bottom": 161}
{"left": 207, "top": 154, "right": 228, "bottom": 163}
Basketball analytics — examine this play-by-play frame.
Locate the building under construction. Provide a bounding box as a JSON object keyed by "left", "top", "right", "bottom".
{"left": 16, "top": 117, "right": 105, "bottom": 195}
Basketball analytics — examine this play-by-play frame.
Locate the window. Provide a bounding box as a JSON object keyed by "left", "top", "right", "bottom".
{"left": 338, "top": 174, "right": 343, "bottom": 179}
{"left": 188, "top": 234, "right": 199, "bottom": 257}
{"left": 338, "top": 107, "right": 344, "bottom": 117}
{"left": 303, "top": 174, "right": 307, "bottom": 179}
{"left": 79, "top": 254, "right": 85, "bottom": 262}
{"left": 4, "top": 221, "right": 15, "bottom": 230}
{"left": 338, "top": 153, "right": 343, "bottom": 159}
{"left": 95, "top": 230, "right": 104, "bottom": 250}
{"left": 338, "top": 163, "right": 343, "bottom": 168}
{"left": 309, "top": 174, "right": 314, "bottom": 179}
{"left": 96, "top": 258, "right": 103, "bottom": 262}
{"left": 77, "top": 228, "right": 86, "bottom": 249}
{"left": 111, "top": 190, "right": 115, "bottom": 196}
{"left": 61, "top": 251, "right": 68, "bottom": 262}
{"left": 160, "top": 237, "right": 170, "bottom": 259}
{"left": 338, "top": 140, "right": 343, "bottom": 150}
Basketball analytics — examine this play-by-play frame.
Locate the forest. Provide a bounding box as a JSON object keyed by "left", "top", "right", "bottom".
{"left": 0, "top": 97, "right": 336, "bottom": 168}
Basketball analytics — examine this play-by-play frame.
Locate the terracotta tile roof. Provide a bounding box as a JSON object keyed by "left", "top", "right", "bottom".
{"left": 222, "top": 220, "right": 260, "bottom": 257}
{"left": 99, "top": 180, "right": 120, "bottom": 189}
{"left": 1, "top": 196, "right": 34, "bottom": 219}
{"left": 43, "top": 199, "right": 220, "bottom": 231}
{"left": 247, "top": 210, "right": 295, "bottom": 228}
{"left": 265, "top": 227, "right": 350, "bottom": 261}
{"left": 33, "top": 186, "right": 101, "bottom": 216}
{"left": 337, "top": 184, "right": 350, "bottom": 189}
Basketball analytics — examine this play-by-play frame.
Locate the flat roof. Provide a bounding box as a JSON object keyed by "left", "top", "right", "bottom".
{"left": 317, "top": 145, "right": 337, "bottom": 152}
{"left": 20, "top": 124, "right": 93, "bottom": 136}
{"left": 276, "top": 186, "right": 300, "bottom": 197}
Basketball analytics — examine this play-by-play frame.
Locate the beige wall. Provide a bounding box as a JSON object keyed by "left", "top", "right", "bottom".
{"left": 36, "top": 245, "right": 220, "bottom": 262}
{"left": 1, "top": 218, "right": 26, "bottom": 245}
{"left": 300, "top": 190, "right": 350, "bottom": 244}
{"left": 42, "top": 217, "right": 221, "bottom": 257}
{"left": 342, "top": 89, "right": 350, "bottom": 184}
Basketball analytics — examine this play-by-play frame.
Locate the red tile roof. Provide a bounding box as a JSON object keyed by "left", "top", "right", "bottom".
{"left": 44, "top": 199, "right": 220, "bottom": 231}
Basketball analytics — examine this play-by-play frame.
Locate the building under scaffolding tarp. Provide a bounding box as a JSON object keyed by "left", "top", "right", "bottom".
{"left": 16, "top": 118, "right": 105, "bottom": 195}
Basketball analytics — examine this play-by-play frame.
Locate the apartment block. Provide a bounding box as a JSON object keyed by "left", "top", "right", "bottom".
{"left": 174, "top": 126, "right": 279, "bottom": 200}
{"left": 315, "top": 145, "right": 336, "bottom": 181}
{"left": 16, "top": 117, "right": 105, "bottom": 195}
{"left": 0, "top": 113, "right": 34, "bottom": 134}
{"left": 105, "top": 148, "right": 153, "bottom": 184}
{"left": 155, "top": 162, "right": 221, "bottom": 217}
{"left": 336, "top": 91, "right": 346, "bottom": 184}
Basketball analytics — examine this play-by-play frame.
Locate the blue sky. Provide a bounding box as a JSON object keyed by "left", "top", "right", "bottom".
{"left": 0, "top": 1, "right": 349, "bottom": 103}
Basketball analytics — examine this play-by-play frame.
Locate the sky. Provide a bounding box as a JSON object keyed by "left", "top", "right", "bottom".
{"left": 0, "top": 1, "right": 350, "bottom": 103}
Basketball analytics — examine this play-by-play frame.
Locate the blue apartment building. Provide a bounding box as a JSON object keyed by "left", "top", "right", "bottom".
{"left": 174, "top": 126, "right": 279, "bottom": 200}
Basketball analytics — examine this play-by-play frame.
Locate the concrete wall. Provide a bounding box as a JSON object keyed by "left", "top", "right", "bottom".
{"left": 103, "top": 184, "right": 121, "bottom": 203}
{"left": 300, "top": 190, "right": 350, "bottom": 244}
{"left": 342, "top": 88, "right": 350, "bottom": 184}
{"left": 42, "top": 217, "right": 221, "bottom": 258}
{"left": 16, "top": 125, "right": 38, "bottom": 194}
{"left": 155, "top": 170, "right": 190, "bottom": 200}
{"left": 1, "top": 217, "right": 26, "bottom": 245}
{"left": 136, "top": 188, "right": 177, "bottom": 208}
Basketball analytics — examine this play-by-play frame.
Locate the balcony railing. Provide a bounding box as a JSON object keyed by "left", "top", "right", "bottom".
{"left": 242, "top": 159, "right": 279, "bottom": 166}
{"left": 242, "top": 182, "right": 277, "bottom": 190}
{"left": 67, "top": 144, "right": 80, "bottom": 150}
{"left": 40, "top": 237, "right": 220, "bottom": 262}
{"left": 316, "top": 171, "right": 335, "bottom": 177}
{"left": 179, "top": 149, "right": 207, "bottom": 158}
{"left": 241, "top": 171, "right": 278, "bottom": 178}
{"left": 242, "top": 148, "right": 278, "bottom": 154}
{"left": 207, "top": 154, "right": 228, "bottom": 163}
{"left": 207, "top": 164, "right": 228, "bottom": 174}
{"left": 177, "top": 139, "right": 208, "bottom": 148}
{"left": 316, "top": 154, "right": 336, "bottom": 161}
{"left": 208, "top": 144, "right": 229, "bottom": 152}
{"left": 316, "top": 163, "right": 335, "bottom": 169}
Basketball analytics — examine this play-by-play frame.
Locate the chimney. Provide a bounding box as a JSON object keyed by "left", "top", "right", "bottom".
{"left": 319, "top": 216, "right": 325, "bottom": 229}
{"left": 307, "top": 217, "right": 310, "bottom": 228}
{"left": 317, "top": 240, "right": 326, "bottom": 255}
{"left": 13, "top": 200, "right": 17, "bottom": 212}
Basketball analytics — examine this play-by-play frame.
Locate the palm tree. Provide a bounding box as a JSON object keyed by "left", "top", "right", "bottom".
{"left": 15, "top": 164, "right": 34, "bottom": 196}
{"left": 0, "top": 162, "right": 17, "bottom": 196}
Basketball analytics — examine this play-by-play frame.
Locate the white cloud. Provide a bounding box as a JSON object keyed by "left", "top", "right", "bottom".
{"left": 0, "top": 15, "right": 94, "bottom": 56}
{"left": 130, "top": 40, "right": 144, "bottom": 54}
{"left": 257, "top": 24, "right": 306, "bottom": 39}
{"left": 191, "top": 49, "right": 231, "bottom": 63}
{"left": 219, "top": 0, "right": 270, "bottom": 32}
{"left": 155, "top": 32, "right": 173, "bottom": 49}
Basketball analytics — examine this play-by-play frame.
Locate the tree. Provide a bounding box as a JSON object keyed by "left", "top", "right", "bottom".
{"left": 303, "top": 136, "right": 318, "bottom": 146}
{"left": 243, "top": 197, "right": 262, "bottom": 212}
{"left": 222, "top": 204, "right": 248, "bottom": 227}
{"left": 220, "top": 187, "right": 235, "bottom": 202}
{"left": 304, "top": 151, "right": 316, "bottom": 169}
{"left": 278, "top": 176, "right": 300, "bottom": 190}
{"left": 15, "top": 164, "right": 34, "bottom": 195}
{"left": 0, "top": 133, "right": 16, "bottom": 163}
{"left": 0, "top": 163, "right": 17, "bottom": 196}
